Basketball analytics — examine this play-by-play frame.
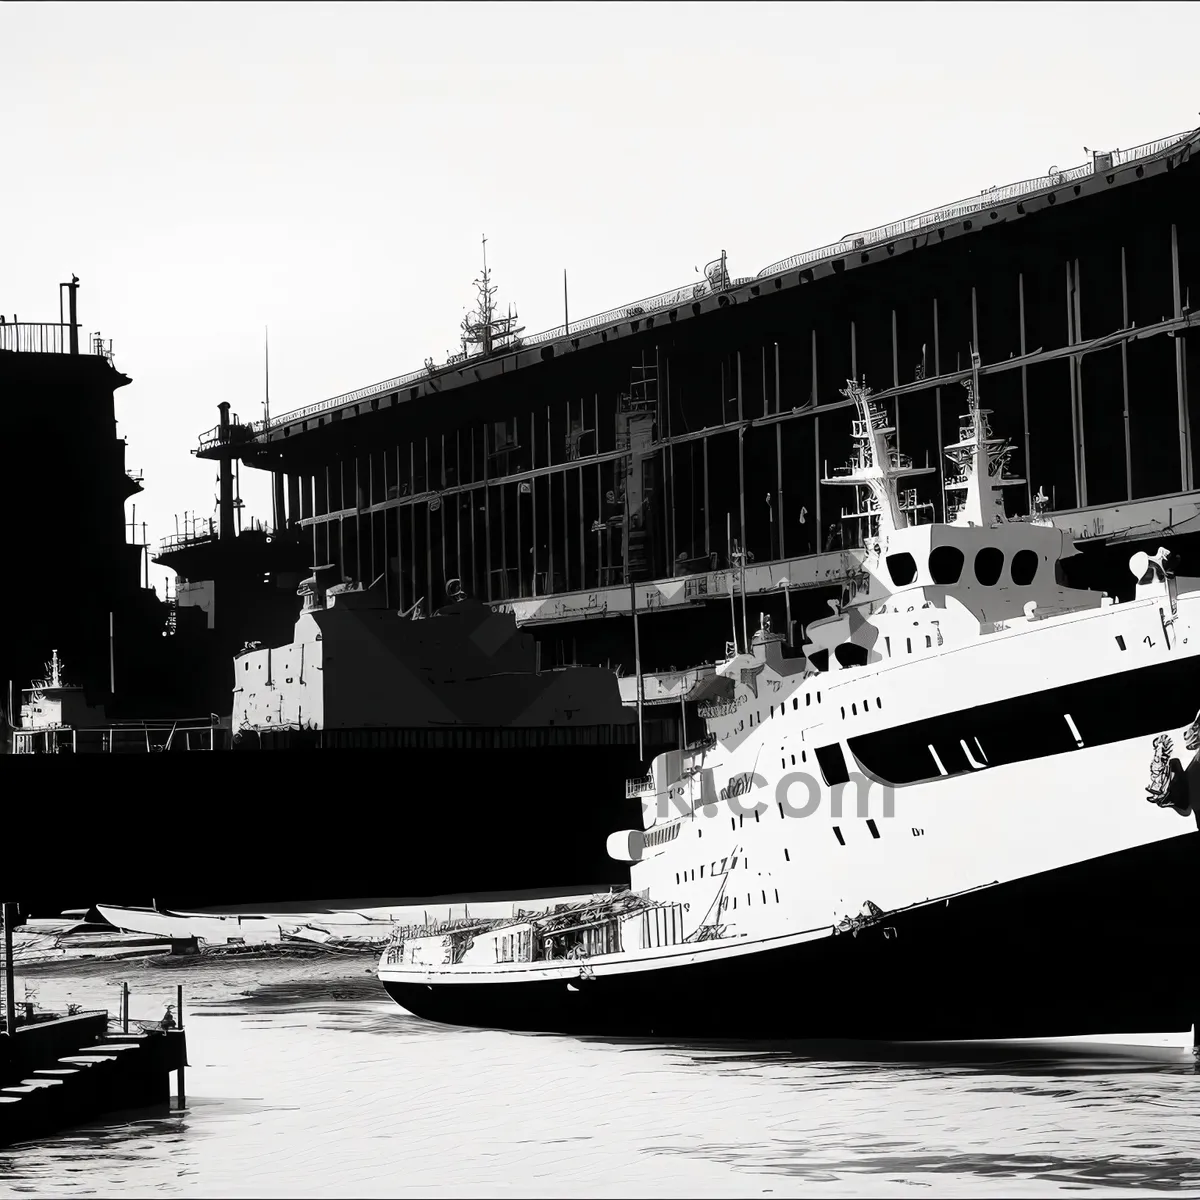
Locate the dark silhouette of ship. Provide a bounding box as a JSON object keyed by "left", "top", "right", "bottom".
{"left": 233, "top": 567, "right": 636, "bottom": 751}
{"left": 7, "top": 574, "right": 645, "bottom": 912}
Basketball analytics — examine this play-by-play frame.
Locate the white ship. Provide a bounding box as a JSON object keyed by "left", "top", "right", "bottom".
{"left": 378, "top": 362, "right": 1200, "bottom": 1049}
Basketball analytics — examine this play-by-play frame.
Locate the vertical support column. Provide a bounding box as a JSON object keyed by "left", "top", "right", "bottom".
{"left": 562, "top": 469, "right": 569, "bottom": 590}
{"left": 409, "top": 443, "right": 417, "bottom": 611}
{"left": 1120, "top": 248, "right": 1133, "bottom": 500}
{"left": 774, "top": 341, "right": 784, "bottom": 559}
{"left": 424, "top": 439, "right": 433, "bottom": 605}
{"left": 577, "top": 468, "right": 586, "bottom": 588}
{"left": 287, "top": 473, "right": 300, "bottom": 534}
{"left": 456, "top": 431, "right": 464, "bottom": 588}
{"left": 736, "top": 350, "right": 746, "bottom": 564}
{"left": 323, "top": 465, "right": 331, "bottom": 566}
{"left": 273, "top": 469, "right": 286, "bottom": 536}
{"left": 338, "top": 460, "right": 347, "bottom": 580}
{"left": 933, "top": 299, "right": 945, "bottom": 519}
{"left": 595, "top": 462, "right": 602, "bottom": 589}
{"left": 470, "top": 435, "right": 477, "bottom": 597}
{"left": 395, "top": 447, "right": 404, "bottom": 611}
{"left": 1074, "top": 258, "right": 1087, "bottom": 506}
{"left": 369, "top": 455, "right": 377, "bottom": 584}
{"left": 439, "top": 436, "right": 448, "bottom": 592}
{"left": 702, "top": 435, "right": 710, "bottom": 557}
{"left": 666, "top": 356, "right": 676, "bottom": 568}
{"left": 530, "top": 413, "right": 538, "bottom": 596}
{"left": 891, "top": 309, "right": 900, "bottom": 447}
{"left": 1172, "top": 222, "right": 1192, "bottom": 490}
{"left": 1065, "top": 261, "right": 1083, "bottom": 507}
{"left": 501, "top": 477, "right": 511, "bottom": 595}
{"left": 484, "top": 425, "right": 493, "bottom": 602}
{"left": 1018, "top": 274, "right": 1034, "bottom": 513}
{"left": 811, "top": 328, "right": 821, "bottom": 544}
{"left": 354, "top": 458, "right": 363, "bottom": 583}
{"left": 850, "top": 320, "right": 857, "bottom": 379}
{"left": 775, "top": 423, "right": 784, "bottom": 561}
{"left": 547, "top": 407, "right": 555, "bottom": 593}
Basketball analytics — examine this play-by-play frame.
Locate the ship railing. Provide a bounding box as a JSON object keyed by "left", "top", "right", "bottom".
{"left": 756, "top": 130, "right": 1192, "bottom": 279}
{"left": 11, "top": 718, "right": 224, "bottom": 755}
{"left": 0, "top": 322, "right": 74, "bottom": 354}
{"left": 223, "top": 126, "right": 1195, "bottom": 444}
{"left": 157, "top": 530, "right": 217, "bottom": 555}
{"left": 625, "top": 774, "right": 655, "bottom": 799}
{"left": 196, "top": 418, "right": 260, "bottom": 453}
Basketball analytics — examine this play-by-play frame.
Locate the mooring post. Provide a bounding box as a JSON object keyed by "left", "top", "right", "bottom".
{"left": 177, "top": 983, "right": 186, "bottom": 1109}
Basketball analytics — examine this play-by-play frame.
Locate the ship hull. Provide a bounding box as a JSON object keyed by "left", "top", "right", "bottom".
{"left": 3, "top": 742, "right": 645, "bottom": 915}
{"left": 380, "top": 828, "right": 1200, "bottom": 1042}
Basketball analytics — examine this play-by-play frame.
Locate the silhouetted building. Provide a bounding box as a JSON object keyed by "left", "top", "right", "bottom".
{"left": 0, "top": 280, "right": 174, "bottom": 718}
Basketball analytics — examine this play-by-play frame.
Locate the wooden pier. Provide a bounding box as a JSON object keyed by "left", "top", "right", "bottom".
{"left": 0, "top": 996, "right": 187, "bottom": 1149}
{"left": 0, "top": 907, "right": 187, "bottom": 1152}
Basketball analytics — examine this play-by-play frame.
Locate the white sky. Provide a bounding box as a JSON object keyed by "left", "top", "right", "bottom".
{"left": 4, "top": 0, "right": 1199, "bottom": 596}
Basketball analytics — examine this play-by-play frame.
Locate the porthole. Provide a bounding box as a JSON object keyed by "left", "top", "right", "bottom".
{"left": 885, "top": 551, "right": 918, "bottom": 587}
{"left": 974, "top": 546, "right": 1004, "bottom": 586}
{"left": 929, "top": 545, "right": 964, "bottom": 585}
{"left": 1011, "top": 548, "right": 1038, "bottom": 585}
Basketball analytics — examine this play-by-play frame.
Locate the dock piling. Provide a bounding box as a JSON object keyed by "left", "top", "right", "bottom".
{"left": 176, "top": 984, "right": 185, "bottom": 1109}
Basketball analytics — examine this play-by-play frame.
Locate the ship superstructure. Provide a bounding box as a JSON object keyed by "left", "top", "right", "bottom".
{"left": 378, "top": 371, "right": 1200, "bottom": 1045}
{"left": 232, "top": 567, "right": 638, "bottom": 747}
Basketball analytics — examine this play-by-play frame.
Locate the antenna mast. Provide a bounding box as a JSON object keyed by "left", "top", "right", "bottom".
{"left": 461, "top": 236, "right": 524, "bottom": 359}
{"left": 264, "top": 326, "right": 270, "bottom": 429}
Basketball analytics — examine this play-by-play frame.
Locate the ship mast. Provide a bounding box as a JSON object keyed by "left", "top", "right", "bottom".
{"left": 822, "top": 379, "right": 935, "bottom": 545}
{"left": 460, "top": 236, "right": 525, "bottom": 359}
{"left": 944, "top": 352, "right": 1025, "bottom": 527}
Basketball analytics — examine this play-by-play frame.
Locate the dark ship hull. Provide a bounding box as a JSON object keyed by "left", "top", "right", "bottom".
{"left": 381, "top": 830, "right": 1200, "bottom": 1043}
{"left": 6, "top": 577, "right": 654, "bottom": 916}
{"left": 5, "top": 741, "right": 644, "bottom": 915}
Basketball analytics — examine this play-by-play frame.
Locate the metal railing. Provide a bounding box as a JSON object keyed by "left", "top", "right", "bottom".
{"left": 0, "top": 323, "right": 77, "bottom": 354}
{"left": 12, "top": 718, "right": 224, "bottom": 754}
{"left": 756, "top": 131, "right": 1193, "bottom": 278}
{"left": 626, "top": 774, "right": 655, "bottom": 799}
{"left": 157, "top": 528, "right": 216, "bottom": 555}
{"left": 0, "top": 322, "right": 117, "bottom": 357}
{"left": 211, "top": 126, "right": 1196, "bottom": 446}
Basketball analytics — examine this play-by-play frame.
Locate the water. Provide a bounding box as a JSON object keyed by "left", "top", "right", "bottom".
{"left": 1, "top": 956, "right": 1197, "bottom": 1197}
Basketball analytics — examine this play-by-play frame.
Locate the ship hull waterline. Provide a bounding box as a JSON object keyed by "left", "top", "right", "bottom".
{"left": 380, "top": 828, "right": 1200, "bottom": 1043}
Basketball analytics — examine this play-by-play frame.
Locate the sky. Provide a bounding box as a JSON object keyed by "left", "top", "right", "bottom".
{"left": 4, "top": 0, "right": 1200, "bottom": 597}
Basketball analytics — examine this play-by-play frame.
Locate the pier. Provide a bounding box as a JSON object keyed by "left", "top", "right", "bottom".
{"left": 0, "top": 908, "right": 187, "bottom": 1149}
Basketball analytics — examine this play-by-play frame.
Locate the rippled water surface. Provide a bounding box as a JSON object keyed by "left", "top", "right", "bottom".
{"left": 1, "top": 957, "right": 1197, "bottom": 1197}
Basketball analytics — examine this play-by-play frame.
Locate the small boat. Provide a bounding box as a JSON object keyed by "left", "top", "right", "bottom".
{"left": 97, "top": 891, "right": 622, "bottom": 950}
